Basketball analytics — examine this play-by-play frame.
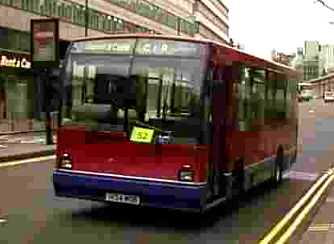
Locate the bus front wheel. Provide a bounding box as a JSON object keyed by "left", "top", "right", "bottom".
{"left": 232, "top": 159, "right": 245, "bottom": 199}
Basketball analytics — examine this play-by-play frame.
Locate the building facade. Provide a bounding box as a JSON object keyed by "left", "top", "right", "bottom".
{"left": 304, "top": 41, "right": 320, "bottom": 60}
{"left": 0, "top": 0, "right": 229, "bottom": 132}
{"left": 0, "top": 0, "right": 229, "bottom": 42}
{"left": 319, "top": 44, "right": 334, "bottom": 74}
{"left": 303, "top": 41, "right": 320, "bottom": 81}
{"left": 271, "top": 49, "right": 295, "bottom": 66}
{"left": 291, "top": 47, "right": 304, "bottom": 77}
{"left": 302, "top": 41, "right": 334, "bottom": 81}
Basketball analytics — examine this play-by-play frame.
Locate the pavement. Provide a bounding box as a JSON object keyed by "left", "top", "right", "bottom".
{"left": 0, "top": 131, "right": 56, "bottom": 163}
{"left": 299, "top": 175, "right": 334, "bottom": 243}
{"left": 298, "top": 99, "right": 334, "bottom": 243}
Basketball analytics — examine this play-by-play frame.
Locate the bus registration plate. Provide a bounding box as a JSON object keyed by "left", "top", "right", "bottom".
{"left": 105, "top": 192, "right": 140, "bottom": 205}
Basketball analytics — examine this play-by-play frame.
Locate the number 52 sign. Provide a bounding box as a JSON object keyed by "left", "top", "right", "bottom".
{"left": 130, "top": 127, "right": 154, "bottom": 143}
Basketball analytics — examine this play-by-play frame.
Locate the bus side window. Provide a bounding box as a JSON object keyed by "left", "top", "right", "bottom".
{"left": 275, "top": 76, "right": 288, "bottom": 120}
{"left": 249, "top": 69, "right": 265, "bottom": 128}
{"left": 236, "top": 67, "right": 265, "bottom": 131}
{"left": 286, "top": 79, "right": 297, "bottom": 120}
{"left": 265, "top": 72, "right": 277, "bottom": 122}
{"left": 235, "top": 66, "right": 249, "bottom": 131}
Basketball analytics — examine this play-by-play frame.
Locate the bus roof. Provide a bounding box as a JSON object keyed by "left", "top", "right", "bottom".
{"left": 71, "top": 33, "right": 298, "bottom": 76}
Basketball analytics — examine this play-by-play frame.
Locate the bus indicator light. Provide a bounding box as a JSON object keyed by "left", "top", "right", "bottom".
{"left": 59, "top": 153, "right": 72, "bottom": 169}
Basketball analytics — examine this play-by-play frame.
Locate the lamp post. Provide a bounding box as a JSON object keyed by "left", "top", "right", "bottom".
{"left": 85, "top": 0, "right": 88, "bottom": 36}
{"left": 177, "top": 18, "right": 181, "bottom": 35}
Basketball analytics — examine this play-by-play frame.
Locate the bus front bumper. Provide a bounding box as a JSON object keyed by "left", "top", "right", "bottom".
{"left": 53, "top": 170, "right": 208, "bottom": 212}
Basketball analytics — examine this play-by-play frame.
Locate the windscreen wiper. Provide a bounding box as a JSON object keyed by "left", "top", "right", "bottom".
{"left": 162, "top": 85, "right": 170, "bottom": 121}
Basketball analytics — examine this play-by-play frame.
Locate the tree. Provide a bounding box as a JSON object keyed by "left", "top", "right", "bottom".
{"left": 315, "top": 0, "right": 334, "bottom": 12}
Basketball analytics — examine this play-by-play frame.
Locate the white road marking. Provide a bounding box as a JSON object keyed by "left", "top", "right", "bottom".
{"left": 0, "top": 155, "right": 56, "bottom": 168}
{"left": 326, "top": 197, "right": 334, "bottom": 203}
{"left": 0, "top": 219, "right": 7, "bottom": 224}
{"left": 283, "top": 171, "right": 319, "bottom": 181}
{"left": 308, "top": 224, "right": 334, "bottom": 232}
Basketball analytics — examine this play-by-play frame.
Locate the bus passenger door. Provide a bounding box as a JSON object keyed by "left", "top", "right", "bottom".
{"left": 208, "top": 63, "right": 237, "bottom": 199}
{"left": 210, "top": 78, "right": 228, "bottom": 197}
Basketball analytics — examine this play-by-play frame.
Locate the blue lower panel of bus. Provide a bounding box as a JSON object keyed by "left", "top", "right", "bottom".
{"left": 53, "top": 170, "right": 207, "bottom": 211}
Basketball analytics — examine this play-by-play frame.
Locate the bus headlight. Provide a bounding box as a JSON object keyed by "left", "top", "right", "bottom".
{"left": 59, "top": 153, "right": 72, "bottom": 169}
{"left": 178, "top": 165, "right": 194, "bottom": 182}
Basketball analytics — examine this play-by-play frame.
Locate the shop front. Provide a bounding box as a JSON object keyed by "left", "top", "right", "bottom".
{"left": 0, "top": 50, "right": 44, "bottom": 132}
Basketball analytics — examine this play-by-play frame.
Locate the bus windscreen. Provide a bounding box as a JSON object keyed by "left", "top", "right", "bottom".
{"left": 62, "top": 38, "right": 208, "bottom": 143}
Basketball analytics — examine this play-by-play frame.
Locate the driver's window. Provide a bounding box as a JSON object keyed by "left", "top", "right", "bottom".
{"left": 130, "top": 58, "right": 202, "bottom": 143}
{"left": 72, "top": 61, "right": 84, "bottom": 107}
{"left": 85, "top": 65, "right": 96, "bottom": 103}
{"left": 146, "top": 69, "right": 164, "bottom": 119}
{"left": 145, "top": 67, "right": 199, "bottom": 120}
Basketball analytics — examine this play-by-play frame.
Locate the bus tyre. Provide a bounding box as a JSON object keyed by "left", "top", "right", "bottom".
{"left": 273, "top": 150, "right": 283, "bottom": 185}
{"left": 232, "top": 160, "right": 245, "bottom": 199}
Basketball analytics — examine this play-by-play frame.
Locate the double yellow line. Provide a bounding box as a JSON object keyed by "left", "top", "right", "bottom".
{"left": 259, "top": 168, "right": 334, "bottom": 244}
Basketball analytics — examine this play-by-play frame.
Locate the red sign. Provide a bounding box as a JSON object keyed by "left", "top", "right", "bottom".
{"left": 31, "top": 18, "right": 59, "bottom": 68}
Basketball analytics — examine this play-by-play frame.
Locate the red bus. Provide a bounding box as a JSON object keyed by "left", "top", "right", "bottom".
{"left": 53, "top": 34, "right": 299, "bottom": 212}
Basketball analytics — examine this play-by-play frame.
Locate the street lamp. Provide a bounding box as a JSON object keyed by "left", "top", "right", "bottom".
{"left": 85, "top": 0, "right": 88, "bottom": 37}
{"left": 177, "top": 17, "right": 180, "bottom": 36}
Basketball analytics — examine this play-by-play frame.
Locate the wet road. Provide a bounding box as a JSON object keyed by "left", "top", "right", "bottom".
{"left": 0, "top": 99, "right": 333, "bottom": 244}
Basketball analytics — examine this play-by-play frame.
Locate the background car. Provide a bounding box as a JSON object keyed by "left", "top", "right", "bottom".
{"left": 298, "top": 89, "right": 313, "bottom": 102}
{"left": 324, "top": 91, "right": 334, "bottom": 103}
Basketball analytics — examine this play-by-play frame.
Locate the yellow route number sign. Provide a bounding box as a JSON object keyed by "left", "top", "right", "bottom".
{"left": 130, "top": 126, "right": 154, "bottom": 143}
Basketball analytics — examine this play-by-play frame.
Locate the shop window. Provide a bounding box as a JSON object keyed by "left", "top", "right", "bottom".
{"left": 51, "top": 0, "right": 57, "bottom": 17}
{"left": 40, "top": 2, "right": 45, "bottom": 15}
{"left": 45, "top": 0, "right": 51, "bottom": 16}
{"left": 32, "top": 0, "right": 39, "bottom": 13}
{"left": 59, "top": 3, "right": 65, "bottom": 18}
{"left": 90, "top": 11, "right": 95, "bottom": 29}
{"left": 88, "top": 10, "right": 94, "bottom": 28}
{"left": 19, "top": 32, "right": 30, "bottom": 52}
{"left": 114, "top": 18, "right": 124, "bottom": 32}
{"left": 65, "top": 4, "right": 72, "bottom": 20}
{"left": 73, "top": 5, "right": 80, "bottom": 24}
{"left": 22, "top": 0, "right": 28, "bottom": 10}
{"left": 74, "top": 6, "right": 84, "bottom": 26}
{"left": 105, "top": 16, "right": 113, "bottom": 32}
{"left": 160, "top": 13, "right": 168, "bottom": 26}
{"left": 167, "top": 15, "right": 177, "bottom": 29}
{"left": 61, "top": 2, "right": 66, "bottom": 17}
{"left": 0, "top": 28, "right": 7, "bottom": 48}
{"left": 97, "top": 14, "right": 103, "bottom": 31}
{"left": 94, "top": 14, "right": 99, "bottom": 30}
{"left": 1, "top": 0, "right": 14, "bottom": 6}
